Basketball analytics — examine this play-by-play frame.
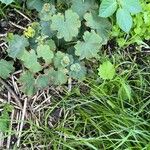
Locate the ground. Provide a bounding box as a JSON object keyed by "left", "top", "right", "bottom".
{"left": 0, "top": 1, "right": 150, "bottom": 149}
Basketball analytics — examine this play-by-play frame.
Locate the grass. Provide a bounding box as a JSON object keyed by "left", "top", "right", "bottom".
{"left": 0, "top": 1, "right": 149, "bottom": 149}
{"left": 11, "top": 51, "right": 149, "bottom": 150}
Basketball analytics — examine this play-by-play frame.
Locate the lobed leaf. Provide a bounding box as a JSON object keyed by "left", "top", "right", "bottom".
{"left": 71, "top": 0, "right": 97, "bottom": 19}
{"left": 48, "top": 68, "right": 68, "bottom": 85}
{"left": 37, "top": 44, "right": 54, "bottom": 64}
{"left": 51, "top": 9, "right": 81, "bottom": 41}
{"left": 0, "top": 59, "right": 14, "bottom": 79}
{"left": 36, "top": 74, "right": 49, "bottom": 89}
{"left": 84, "top": 11, "right": 111, "bottom": 44}
{"left": 69, "top": 63, "right": 86, "bottom": 80}
{"left": 18, "top": 71, "right": 36, "bottom": 96}
{"left": 75, "top": 30, "right": 102, "bottom": 60}
{"left": 20, "top": 50, "right": 42, "bottom": 73}
{"left": 7, "top": 35, "right": 29, "bottom": 59}
{"left": 53, "top": 51, "right": 73, "bottom": 69}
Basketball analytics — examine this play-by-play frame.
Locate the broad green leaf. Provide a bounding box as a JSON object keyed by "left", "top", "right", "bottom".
{"left": 98, "top": 61, "right": 115, "bottom": 80}
{"left": 121, "top": 0, "right": 142, "bottom": 14}
{"left": 0, "top": 0, "right": 13, "bottom": 5}
{"left": 84, "top": 12, "right": 111, "bottom": 44}
{"left": 75, "top": 30, "right": 102, "bottom": 60}
{"left": 20, "top": 50, "right": 42, "bottom": 73}
{"left": 36, "top": 75, "right": 49, "bottom": 89}
{"left": 19, "top": 71, "right": 36, "bottom": 96}
{"left": 69, "top": 63, "right": 86, "bottom": 80}
{"left": 116, "top": 8, "right": 133, "bottom": 33}
{"left": 0, "top": 59, "right": 14, "bottom": 79}
{"left": 51, "top": 9, "right": 81, "bottom": 41}
{"left": 71, "top": 0, "right": 97, "bottom": 19}
{"left": 26, "top": 0, "right": 43, "bottom": 12}
{"left": 37, "top": 44, "right": 54, "bottom": 64}
{"left": 48, "top": 69, "right": 67, "bottom": 85}
{"left": 7, "top": 35, "right": 29, "bottom": 59}
{"left": 53, "top": 51, "right": 73, "bottom": 69}
{"left": 99, "top": 0, "right": 117, "bottom": 17}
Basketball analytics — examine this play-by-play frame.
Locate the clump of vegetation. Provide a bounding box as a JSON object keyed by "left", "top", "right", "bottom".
{"left": 0, "top": 0, "right": 149, "bottom": 149}
{"left": 111, "top": 0, "right": 150, "bottom": 47}
{"left": 0, "top": 0, "right": 143, "bottom": 96}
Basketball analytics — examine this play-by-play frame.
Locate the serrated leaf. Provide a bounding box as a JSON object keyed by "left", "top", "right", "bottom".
{"left": 48, "top": 69, "right": 67, "bottom": 85}
{"left": 71, "top": 0, "right": 97, "bottom": 19}
{"left": 36, "top": 74, "right": 49, "bottom": 89}
{"left": 98, "top": 61, "right": 116, "bottom": 80}
{"left": 20, "top": 50, "right": 42, "bottom": 73}
{"left": 51, "top": 9, "right": 81, "bottom": 41}
{"left": 99, "top": 0, "right": 117, "bottom": 17}
{"left": 0, "top": 59, "right": 14, "bottom": 79}
{"left": 84, "top": 11, "right": 111, "bottom": 44}
{"left": 121, "top": 0, "right": 142, "bottom": 14}
{"left": 19, "top": 71, "right": 36, "bottom": 96}
{"left": 7, "top": 35, "right": 29, "bottom": 59}
{"left": 54, "top": 51, "right": 73, "bottom": 69}
{"left": 69, "top": 63, "right": 86, "bottom": 80}
{"left": 116, "top": 8, "right": 133, "bottom": 33}
{"left": 37, "top": 44, "right": 54, "bottom": 64}
{"left": 0, "top": 0, "right": 13, "bottom": 5}
{"left": 75, "top": 30, "right": 102, "bottom": 60}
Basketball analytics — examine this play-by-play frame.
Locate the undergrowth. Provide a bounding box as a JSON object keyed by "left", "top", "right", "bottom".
{"left": 16, "top": 52, "right": 150, "bottom": 149}
{"left": 0, "top": 0, "right": 150, "bottom": 149}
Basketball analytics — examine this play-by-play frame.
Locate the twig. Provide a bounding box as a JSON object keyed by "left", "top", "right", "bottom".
{"left": 17, "top": 98, "right": 27, "bottom": 147}
{"left": 0, "top": 42, "right": 7, "bottom": 47}
{"left": 6, "top": 109, "right": 15, "bottom": 149}
{"left": 9, "top": 21, "right": 26, "bottom": 30}
{"left": 14, "top": 8, "right": 31, "bottom": 22}
{"left": 0, "top": 78, "right": 22, "bottom": 108}
{"left": 0, "top": 33, "right": 7, "bottom": 37}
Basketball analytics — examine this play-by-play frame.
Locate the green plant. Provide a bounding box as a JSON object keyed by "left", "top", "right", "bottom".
{"left": 0, "top": 0, "right": 144, "bottom": 97}
{"left": 111, "top": 0, "right": 150, "bottom": 47}
{"left": 20, "top": 64, "right": 150, "bottom": 149}
{"left": 1, "top": 1, "right": 112, "bottom": 96}
{"left": 0, "top": 104, "right": 13, "bottom": 133}
{"left": 99, "top": 0, "right": 142, "bottom": 33}
{"left": 98, "top": 60, "right": 116, "bottom": 80}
